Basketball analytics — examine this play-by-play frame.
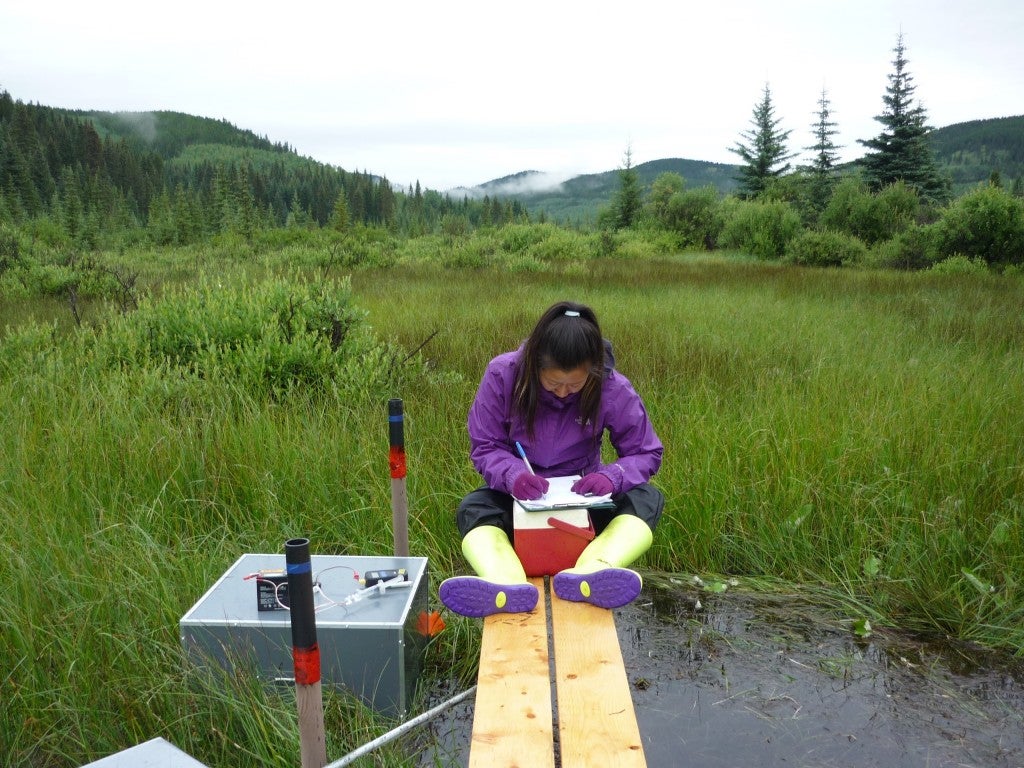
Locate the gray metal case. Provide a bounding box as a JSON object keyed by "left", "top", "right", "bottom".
{"left": 179, "top": 553, "right": 429, "bottom": 716}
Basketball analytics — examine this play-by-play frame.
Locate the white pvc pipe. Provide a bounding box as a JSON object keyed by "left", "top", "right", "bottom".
{"left": 325, "top": 686, "right": 477, "bottom": 768}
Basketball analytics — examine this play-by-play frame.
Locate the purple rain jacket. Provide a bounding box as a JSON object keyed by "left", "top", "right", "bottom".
{"left": 467, "top": 344, "right": 663, "bottom": 496}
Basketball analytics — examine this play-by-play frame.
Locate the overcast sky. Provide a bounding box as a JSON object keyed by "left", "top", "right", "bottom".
{"left": 2, "top": 1, "right": 1021, "bottom": 192}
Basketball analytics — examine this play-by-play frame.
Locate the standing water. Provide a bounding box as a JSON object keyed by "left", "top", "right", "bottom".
{"left": 417, "top": 577, "right": 1023, "bottom": 767}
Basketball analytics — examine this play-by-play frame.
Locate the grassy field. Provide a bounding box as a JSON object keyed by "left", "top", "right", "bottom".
{"left": 2, "top": 249, "right": 1022, "bottom": 767}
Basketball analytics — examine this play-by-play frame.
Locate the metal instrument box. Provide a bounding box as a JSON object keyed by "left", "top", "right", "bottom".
{"left": 179, "top": 553, "right": 429, "bottom": 716}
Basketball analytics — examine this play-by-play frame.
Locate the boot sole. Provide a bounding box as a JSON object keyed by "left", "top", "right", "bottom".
{"left": 439, "top": 576, "right": 538, "bottom": 617}
{"left": 553, "top": 567, "right": 641, "bottom": 609}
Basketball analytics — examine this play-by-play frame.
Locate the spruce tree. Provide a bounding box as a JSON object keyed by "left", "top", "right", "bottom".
{"left": 376, "top": 176, "right": 396, "bottom": 227}
{"left": 730, "top": 84, "right": 796, "bottom": 199}
{"left": 858, "top": 34, "right": 950, "bottom": 203}
{"left": 329, "top": 188, "right": 350, "bottom": 234}
{"left": 804, "top": 88, "right": 842, "bottom": 212}
{"left": 612, "top": 146, "right": 642, "bottom": 230}
{"left": 807, "top": 88, "right": 841, "bottom": 176}
{"left": 58, "top": 167, "right": 82, "bottom": 241}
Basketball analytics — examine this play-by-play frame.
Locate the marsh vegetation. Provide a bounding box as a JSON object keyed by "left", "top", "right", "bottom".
{"left": 2, "top": 236, "right": 1022, "bottom": 766}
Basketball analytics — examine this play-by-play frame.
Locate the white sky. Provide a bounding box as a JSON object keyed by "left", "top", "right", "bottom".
{"left": 2, "top": 1, "right": 1022, "bottom": 192}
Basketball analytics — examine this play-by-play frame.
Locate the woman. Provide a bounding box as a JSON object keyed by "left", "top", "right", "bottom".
{"left": 439, "top": 300, "right": 664, "bottom": 618}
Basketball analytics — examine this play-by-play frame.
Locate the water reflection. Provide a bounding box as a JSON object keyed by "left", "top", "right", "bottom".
{"left": 624, "top": 581, "right": 1022, "bottom": 767}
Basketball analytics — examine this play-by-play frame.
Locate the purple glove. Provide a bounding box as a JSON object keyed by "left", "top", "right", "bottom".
{"left": 571, "top": 472, "right": 614, "bottom": 497}
{"left": 512, "top": 472, "right": 549, "bottom": 500}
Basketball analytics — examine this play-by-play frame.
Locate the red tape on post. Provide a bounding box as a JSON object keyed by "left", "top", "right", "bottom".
{"left": 389, "top": 446, "right": 407, "bottom": 479}
{"left": 293, "top": 645, "right": 322, "bottom": 685}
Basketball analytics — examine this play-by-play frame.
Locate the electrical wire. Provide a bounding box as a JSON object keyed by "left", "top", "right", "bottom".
{"left": 243, "top": 566, "right": 410, "bottom": 614}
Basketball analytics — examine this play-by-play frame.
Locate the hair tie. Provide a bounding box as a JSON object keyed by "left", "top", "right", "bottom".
{"left": 564, "top": 310, "right": 580, "bottom": 317}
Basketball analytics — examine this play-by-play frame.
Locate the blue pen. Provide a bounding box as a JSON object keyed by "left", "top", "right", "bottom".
{"left": 515, "top": 441, "right": 535, "bottom": 475}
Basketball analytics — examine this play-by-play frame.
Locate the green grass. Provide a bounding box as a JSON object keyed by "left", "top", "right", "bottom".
{"left": 2, "top": 245, "right": 1023, "bottom": 766}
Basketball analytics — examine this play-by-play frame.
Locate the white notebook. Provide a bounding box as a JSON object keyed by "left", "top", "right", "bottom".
{"left": 516, "top": 474, "right": 614, "bottom": 512}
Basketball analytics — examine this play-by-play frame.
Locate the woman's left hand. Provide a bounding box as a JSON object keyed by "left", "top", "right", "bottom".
{"left": 571, "top": 472, "right": 613, "bottom": 497}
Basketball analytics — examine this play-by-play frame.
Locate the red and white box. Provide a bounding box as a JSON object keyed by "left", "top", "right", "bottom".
{"left": 513, "top": 502, "right": 595, "bottom": 576}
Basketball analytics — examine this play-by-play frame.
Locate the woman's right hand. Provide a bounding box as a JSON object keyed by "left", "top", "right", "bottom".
{"left": 512, "top": 472, "right": 549, "bottom": 500}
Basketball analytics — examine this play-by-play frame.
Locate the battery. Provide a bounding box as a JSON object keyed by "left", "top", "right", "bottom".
{"left": 254, "top": 570, "right": 289, "bottom": 611}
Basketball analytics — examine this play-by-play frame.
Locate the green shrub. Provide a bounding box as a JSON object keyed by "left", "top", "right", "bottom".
{"left": 784, "top": 229, "right": 868, "bottom": 268}
{"left": 505, "top": 253, "right": 546, "bottom": 272}
{"left": 0, "top": 247, "right": 132, "bottom": 301}
{"left": 499, "top": 223, "right": 552, "bottom": 253}
{"left": 594, "top": 230, "right": 618, "bottom": 258}
{"left": 331, "top": 232, "right": 399, "bottom": 269}
{"left": 932, "top": 185, "right": 1024, "bottom": 267}
{"left": 86, "top": 274, "right": 415, "bottom": 398}
{"left": 929, "top": 255, "right": 990, "bottom": 275}
{"left": 1003, "top": 263, "right": 1024, "bottom": 279}
{"left": 869, "top": 224, "right": 941, "bottom": 270}
{"left": 820, "top": 178, "right": 919, "bottom": 245}
{"left": 0, "top": 224, "right": 24, "bottom": 275}
{"left": 636, "top": 228, "right": 689, "bottom": 255}
{"left": 612, "top": 231, "right": 666, "bottom": 260}
{"left": 719, "top": 199, "right": 802, "bottom": 260}
{"left": 660, "top": 186, "right": 724, "bottom": 250}
{"left": 496, "top": 223, "right": 582, "bottom": 262}
{"left": 21, "top": 216, "right": 70, "bottom": 249}
{"left": 441, "top": 238, "right": 490, "bottom": 268}
{"left": 530, "top": 228, "right": 588, "bottom": 261}
{"left": 395, "top": 233, "right": 445, "bottom": 264}
{"left": 646, "top": 172, "right": 685, "bottom": 224}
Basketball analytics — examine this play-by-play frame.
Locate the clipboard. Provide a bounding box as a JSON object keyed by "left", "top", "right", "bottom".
{"left": 516, "top": 475, "right": 615, "bottom": 512}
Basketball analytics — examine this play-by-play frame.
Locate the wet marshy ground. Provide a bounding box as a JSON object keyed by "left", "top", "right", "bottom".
{"left": 417, "top": 578, "right": 1023, "bottom": 767}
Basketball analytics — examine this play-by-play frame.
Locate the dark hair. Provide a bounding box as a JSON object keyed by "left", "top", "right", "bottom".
{"left": 514, "top": 301, "right": 605, "bottom": 436}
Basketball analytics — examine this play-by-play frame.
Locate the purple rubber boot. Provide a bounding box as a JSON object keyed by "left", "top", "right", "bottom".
{"left": 552, "top": 567, "right": 641, "bottom": 609}
{"left": 439, "top": 576, "right": 538, "bottom": 618}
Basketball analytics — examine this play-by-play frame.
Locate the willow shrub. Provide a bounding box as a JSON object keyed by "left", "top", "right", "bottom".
{"left": 0, "top": 227, "right": 133, "bottom": 301}
{"left": 82, "top": 271, "right": 423, "bottom": 399}
{"left": 930, "top": 254, "right": 991, "bottom": 275}
{"left": 869, "top": 223, "right": 940, "bottom": 270}
{"left": 784, "top": 228, "right": 868, "bottom": 268}
{"left": 819, "top": 178, "right": 920, "bottom": 246}
{"left": 718, "top": 199, "right": 802, "bottom": 260}
{"left": 659, "top": 185, "right": 725, "bottom": 250}
{"left": 932, "top": 184, "right": 1024, "bottom": 267}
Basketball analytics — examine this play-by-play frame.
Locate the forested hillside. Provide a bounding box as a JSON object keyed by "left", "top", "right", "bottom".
{"left": 929, "top": 115, "right": 1024, "bottom": 190}
{"left": 69, "top": 109, "right": 289, "bottom": 159}
{"left": 1, "top": 88, "right": 1021, "bottom": 258}
{"left": 0, "top": 92, "right": 528, "bottom": 248}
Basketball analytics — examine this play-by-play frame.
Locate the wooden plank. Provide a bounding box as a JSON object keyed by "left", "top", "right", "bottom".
{"left": 469, "top": 578, "right": 554, "bottom": 768}
{"left": 550, "top": 597, "right": 646, "bottom": 768}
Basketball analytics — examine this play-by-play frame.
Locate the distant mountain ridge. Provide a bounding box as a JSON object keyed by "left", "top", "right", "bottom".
{"left": 453, "top": 158, "right": 740, "bottom": 199}
{"left": 71, "top": 103, "right": 1022, "bottom": 210}
{"left": 452, "top": 115, "right": 1024, "bottom": 224}
{"left": 38, "top": 100, "right": 1024, "bottom": 192}
{"left": 451, "top": 159, "right": 742, "bottom": 224}
{"left": 8, "top": 91, "right": 1023, "bottom": 228}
